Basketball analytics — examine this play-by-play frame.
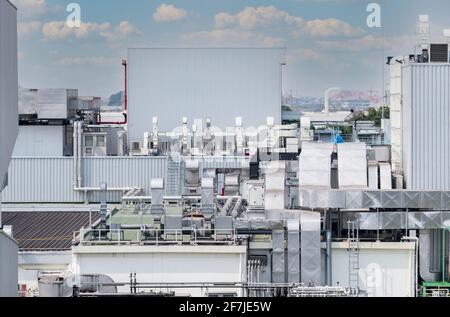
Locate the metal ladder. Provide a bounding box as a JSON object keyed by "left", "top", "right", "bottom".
{"left": 166, "top": 156, "right": 181, "bottom": 196}
{"left": 347, "top": 220, "right": 360, "bottom": 294}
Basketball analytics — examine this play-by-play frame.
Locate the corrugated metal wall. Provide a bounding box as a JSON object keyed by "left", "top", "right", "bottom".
{"left": 2, "top": 156, "right": 252, "bottom": 203}
{"left": 402, "top": 64, "right": 450, "bottom": 190}
{"left": 127, "top": 48, "right": 286, "bottom": 144}
{"left": 0, "top": 0, "right": 18, "bottom": 190}
{"left": 3, "top": 157, "right": 168, "bottom": 203}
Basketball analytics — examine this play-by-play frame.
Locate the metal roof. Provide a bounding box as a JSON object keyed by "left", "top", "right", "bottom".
{"left": 2, "top": 212, "right": 98, "bottom": 251}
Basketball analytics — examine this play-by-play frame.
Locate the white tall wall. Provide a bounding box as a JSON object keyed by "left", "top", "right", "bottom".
{"left": 12, "top": 126, "right": 65, "bottom": 157}
{"left": 331, "top": 242, "right": 416, "bottom": 297}
{"left": 0, "top": 0, "right": 18, "bottom": 190}
{"left": 0, "top": 231, "right": 18, "bottom": 297}
{"left": 127, "top": 48, "right": 286, "bottom": 144}
{"left": 72, "top": 245, "right": 247, "bottom": 297}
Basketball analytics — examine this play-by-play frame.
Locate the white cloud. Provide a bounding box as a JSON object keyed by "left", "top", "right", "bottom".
{"left": 181, "top": 28, "right": 285, "bottom": 47}
{"left": 153, "top": 4, "right": 187, "bottom": 23}
{"left": 11, "top": 0, "right": 46, "bottom": 16}
{"left": 18, "top": 21, "right": 41, "bottom": 37}
{"left": 288, "top": 48, "right": 330, "bottom": 63}
{"left": 302, "top": 18, "right": 363, "bottom": 38}
{"left": 41, "top": 20, "right": 137, "bottom": 43}
{"left": 100, "top": 21, "right": 140, "bottom": 42}
{"left": 318, "top": 35, "right": 384, "bottom": 52}
{"left": 56, "top": 56, "right": 117, "bottom": 66}
{"left": 214, "top": 6, "right": 303, "bottom": 30}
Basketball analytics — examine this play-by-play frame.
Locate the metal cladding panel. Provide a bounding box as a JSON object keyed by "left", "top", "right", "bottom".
{"left": 127, "top": 48, "right": 286, "bottom": 143}
{"left": 379, "top": 163, "right": 392, "bottom": 190}
{"left": 2, "top": 157, "right": 79, "bottom": 202}
{"left": 299, "top": 142, "right": 333, "bottom": 189}
{"left": 12, "top": 126, "right": 64, "bottom": 156}
{"left": 188, "top": 156, "right": 251, "bottom": 169}
{"left": 81, "top": 157, "right": 167, "bottom": 189}
{"left": 300, "top": 211, "right": 321, "bottom": 286}
{"left": 0, "top": 231, "right": 18, "bottom": 297}
{"left": 0, "top": 0, "right": 18, "bottom": 190}
{"left": 2, "top": 157, "right": 168, "bottom": 203}
{"left": 368, "top": 163, "right": 378, "bottom": 190}
{"left": 402, "top": 64, "right": 450, "bottom": 190}
{"left": 337, "top": 143, "right": 368, "bottom": 189}
{"left": 36, "top": 89, "right": 75, "bottom": 119}
{"left": 272, "top": 230, "right": 286, "bottom": 284}
{"left": 287, "top": 219, "right": 300, "bottom": 283}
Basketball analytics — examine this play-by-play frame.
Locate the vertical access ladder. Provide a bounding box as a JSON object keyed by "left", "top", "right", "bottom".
{"left": 347, "top": 220, "right": 360, "bottom": 295}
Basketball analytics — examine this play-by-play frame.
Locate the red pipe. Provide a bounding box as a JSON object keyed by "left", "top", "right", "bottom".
{"left": 98, "top": 59, "right": 128, "bottom": 125}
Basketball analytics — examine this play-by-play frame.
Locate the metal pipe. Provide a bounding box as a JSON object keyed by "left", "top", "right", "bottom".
{"left": 402, "top": 236, "right": 419, "bottom": 297}
{"left": 326, "top": 230, "right": 332, "bottom": 286}
{"left": 75, "top": 187, "right": 135, "bottom": 192}
{"left": 77, "top": 121, "right": 83, "bottom": 188}
{"left": 121, "top": 195, "right": 243, "bottom": 202}
{"left": 231, "top": 197, "right": 243, "bottom": 217}
{"left": 221, "top": 197, "right": 234, "bottom": 216}
{"left": 73, "top": 122, "right": 78, "bottom": 188}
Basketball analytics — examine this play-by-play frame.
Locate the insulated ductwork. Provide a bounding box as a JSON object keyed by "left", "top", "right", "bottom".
{"left": 419, "top": 230, "right": 441, "bottom": 282}
{"left": 300, "top": 211, "right": 321, "bottom": 286}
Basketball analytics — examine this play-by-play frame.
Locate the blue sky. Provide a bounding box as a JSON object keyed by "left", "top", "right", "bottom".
{"left": 12, "top": 0, "right": 450, "bottom": 97}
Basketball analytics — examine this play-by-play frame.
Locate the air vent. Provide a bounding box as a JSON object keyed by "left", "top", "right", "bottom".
{"left": 430, "top": 44, "right": 449, "bottom": 62}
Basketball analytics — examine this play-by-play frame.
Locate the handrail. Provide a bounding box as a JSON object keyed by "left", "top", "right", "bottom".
{"left": 73, "top": 227, "right": 237, "bottom": 246}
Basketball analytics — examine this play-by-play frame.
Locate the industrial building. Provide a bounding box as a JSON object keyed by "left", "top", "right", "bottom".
{"left": 1, "top": 12, "right": 450, "bottom": 298}
{"left": 0, "top": 0, "right": 18, "bottom": 297}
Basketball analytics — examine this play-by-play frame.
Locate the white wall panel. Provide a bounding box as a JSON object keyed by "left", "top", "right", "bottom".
{"left": 402, "top": 64, "right": 450, "bottom": 190}
{"left": 127, "top": 48, "right": 286, "bottom": 143}
{"left": 0, "top": 0, "right": 18, "bottom": 190}
{"left": 13, "top": 126, "right": 64, "bottom": 156}
{"left": 331, "top": 242, "right": 415, "bottom": 297}
{"left": 0, "top": 231, "right": 18, "bottom": 297}
{"left": 72, "top": 245, "right": 247, "bottom": 297}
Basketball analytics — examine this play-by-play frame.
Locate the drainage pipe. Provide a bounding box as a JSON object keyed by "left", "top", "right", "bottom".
{"left": 326, "top": 230, "right": 332, "bottom": 286}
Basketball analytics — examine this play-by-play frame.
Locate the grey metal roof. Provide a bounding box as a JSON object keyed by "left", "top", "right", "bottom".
{"left": 2, "top": 212, "right": 98, "bottom": 251}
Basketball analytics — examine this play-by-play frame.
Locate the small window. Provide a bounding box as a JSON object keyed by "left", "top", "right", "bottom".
{"left": 84, "top": 136, "right": 94, "bottom": 147}
{"left": 96, "top": 135, "right": 105, "bottom": 147}
{"left": 85, "top": 147, "right": 94, "bottom": 156}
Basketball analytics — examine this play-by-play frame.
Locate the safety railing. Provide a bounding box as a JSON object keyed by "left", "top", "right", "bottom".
{"left": 73, "top": 227, "right": 237, "bottom": 246}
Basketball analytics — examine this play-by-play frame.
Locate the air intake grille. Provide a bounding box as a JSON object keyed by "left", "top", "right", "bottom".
{"left": 430, "top": 44, "right": 449, "bottom": 62}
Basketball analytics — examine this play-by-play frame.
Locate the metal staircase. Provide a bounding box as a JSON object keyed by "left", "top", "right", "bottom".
{"left": 347, "top": 220, "right": 360, "bottom": 295}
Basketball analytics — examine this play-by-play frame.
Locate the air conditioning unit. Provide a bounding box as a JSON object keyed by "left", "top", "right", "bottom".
{"left": 131, "top": 141, "right": 142, "bottom": 155}
{"left": 430, "top": 43, "right": 449, "bottom": 62}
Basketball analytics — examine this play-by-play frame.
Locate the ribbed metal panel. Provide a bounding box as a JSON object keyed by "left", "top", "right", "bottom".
{"left": 402, "top": 64, "right": 450, "bottom": 190}
{"left": 189, "top": 156, "right": 251, "bottom": 169}
{"left": 3, "top": 157, "right": 168, "bottom": 203}
{"left": 81, "top": 157, "right": 168, "bottom": 202}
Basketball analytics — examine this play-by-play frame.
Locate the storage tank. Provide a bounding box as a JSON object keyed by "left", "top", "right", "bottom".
{"left": 127, "top": 47, "right": 286, "bottom": 145}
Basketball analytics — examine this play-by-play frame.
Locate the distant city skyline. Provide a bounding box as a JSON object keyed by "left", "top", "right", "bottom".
{"left": 13, "top": 0, "right": 450, "bottom": 97}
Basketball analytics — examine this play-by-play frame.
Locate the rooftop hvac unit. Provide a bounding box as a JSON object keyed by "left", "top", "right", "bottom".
{"left": 430, "top": 44, "right": 449, "bottom": 62}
